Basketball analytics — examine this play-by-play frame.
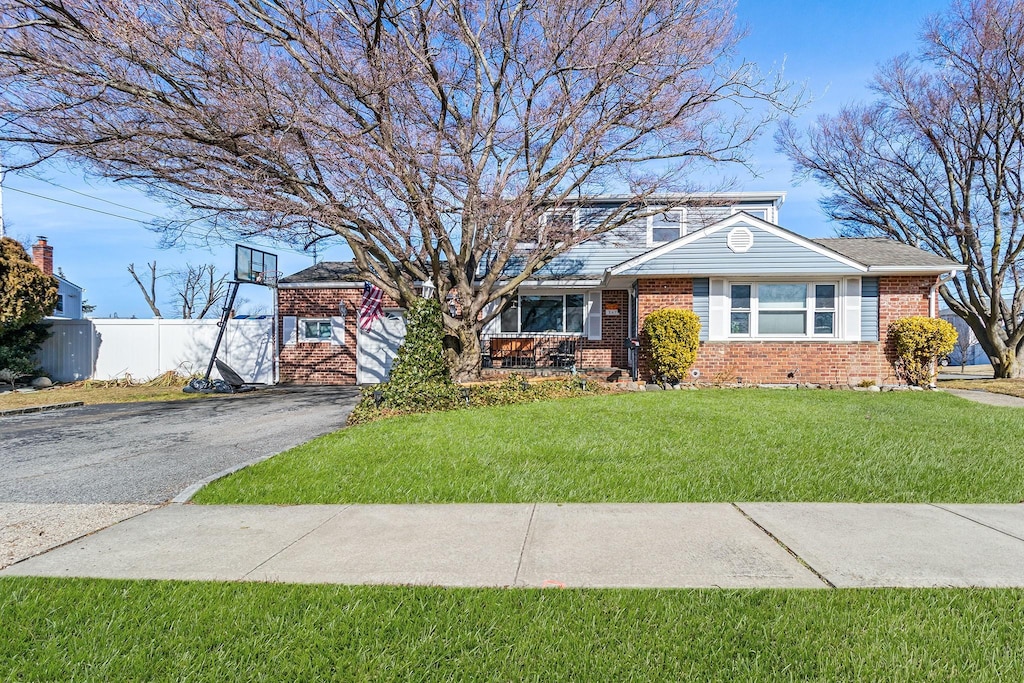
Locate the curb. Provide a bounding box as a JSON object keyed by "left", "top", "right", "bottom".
{"left": 0, "top": 401, "right": 85, "bottom": 417}
{"left": 170, "top": 454, "right": 277, "bottom": 504}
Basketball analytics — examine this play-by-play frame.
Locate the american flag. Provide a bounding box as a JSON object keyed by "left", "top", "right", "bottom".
{"left": 359, "top": 282, "right": 384, "bottom": 331}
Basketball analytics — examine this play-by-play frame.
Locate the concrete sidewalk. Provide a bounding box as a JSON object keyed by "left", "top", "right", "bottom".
{"left": 3, "top": 502, "right": 1024, "bottom": 588}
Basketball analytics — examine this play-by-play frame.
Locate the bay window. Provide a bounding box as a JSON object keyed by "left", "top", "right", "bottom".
{"left": 728, "top": 282, "right": 837, "bottom": 338}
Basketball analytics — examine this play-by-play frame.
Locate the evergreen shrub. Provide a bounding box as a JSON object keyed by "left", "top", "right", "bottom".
{"left": 888, "top": 316, "right": 958, "bottom": 386}
{"left": 641, "top": 308, "right": 701, "bottom": 384}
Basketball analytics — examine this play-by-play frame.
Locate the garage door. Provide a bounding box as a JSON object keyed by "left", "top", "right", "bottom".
{"left": 356, "top": 310, "right": 406, "bottom": 384}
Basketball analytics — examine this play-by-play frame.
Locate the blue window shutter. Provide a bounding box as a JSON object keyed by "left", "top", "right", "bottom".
{"left": 693, "top": 278, "right": 710, "bottom": 341}
{"left": 861, "top": 277, "right": 879, "bottom": 342}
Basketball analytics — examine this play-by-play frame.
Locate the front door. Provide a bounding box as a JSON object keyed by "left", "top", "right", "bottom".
{"left": 356, "top": 310, "right": 406, "bottom": 384}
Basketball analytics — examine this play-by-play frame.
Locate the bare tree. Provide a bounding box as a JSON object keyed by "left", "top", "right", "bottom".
{"left": 953, "top": 321, "right": 976, "bottom": 372}
{"left": 127, "top": 262, "right": 162, "bottom": 318}
{"left": 779, "top": 0, "right": 1024, "bottom": 378}
{"left": 128, "top": 261, "right": 228, "bottom": 318}
{"left": 0, "top": 0, "right": 797, "bottom": 379}
{"left": 172, "top": 263, "right": 229, "bottom": 319}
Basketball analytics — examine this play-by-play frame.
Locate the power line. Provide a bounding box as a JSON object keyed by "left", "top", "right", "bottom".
{"left": 26, "top": 175, "right": 168, "bottom": 219}
{"left": 5, "top": 185, "right": 156, "bottom": 224}
{"left": 5, "top": 183, "right": 318, "bottom": 257}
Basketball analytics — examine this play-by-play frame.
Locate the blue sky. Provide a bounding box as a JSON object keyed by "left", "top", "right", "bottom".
{"left": 1, "top": 0, "right": 948, "bottom": 318}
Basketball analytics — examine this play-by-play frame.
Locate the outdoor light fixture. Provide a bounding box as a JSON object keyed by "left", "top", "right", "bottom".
{"left": 372, "top": 390, "right": 384, "bottom": 407}
{"left": 338, "top": 301, "right": 349, "bottom": 316}
{"left": 459, "top": 387, "right": 471, "bottom": 406}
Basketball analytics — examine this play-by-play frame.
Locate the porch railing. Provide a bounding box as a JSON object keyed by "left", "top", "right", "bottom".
{"left": 481, "top": 334, "right": 584, "bottom": 370}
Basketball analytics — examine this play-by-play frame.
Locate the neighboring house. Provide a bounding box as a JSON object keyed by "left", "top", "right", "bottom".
{"left": 32, "top": 236, "right": 85, "bottom": 319}
{"left": 939, "top": 309, "right": 986, "bottom": 366}
{"left": 276, "top": 192, "right": 965, "bottom": 385}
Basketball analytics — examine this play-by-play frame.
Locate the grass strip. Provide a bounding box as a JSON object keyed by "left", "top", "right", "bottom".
{"left": 2, "top": 578, "right": 1023, "bottom": 682}
{"left": 195, "top": 389, "right": 1024, "bottom": 504}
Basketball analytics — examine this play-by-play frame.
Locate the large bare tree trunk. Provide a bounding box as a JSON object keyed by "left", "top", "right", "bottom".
{"left": 989, "top": 347, "right": 1024, "bottom": 379}
{"left": 446, "top": 322, "right": 483, "bottom": 383}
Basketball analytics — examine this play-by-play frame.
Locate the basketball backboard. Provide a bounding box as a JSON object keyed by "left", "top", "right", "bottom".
{"left": 235, "top": 244, "right": 279, "bottom": 286}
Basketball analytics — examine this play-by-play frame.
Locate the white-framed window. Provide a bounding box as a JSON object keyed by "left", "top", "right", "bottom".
{"left": 55, "top": 294, "right": 64, "bottom": 314}
{"left": 647, "top": 208, "right": 687, "bottom": 244}
{"left": 542, "top": 208, "right": 578, "bottom": 234}
{"left": 728, "top": 282, "right": 837, "bottom": 338}
{"left": 300, "top": 318, "right": 333, "bottom": 341}
{"left": 731, "top": 205, "right": 775, "bottom": 223}
{"left": 500, "top": 294, "right": 585, "bottom": 334}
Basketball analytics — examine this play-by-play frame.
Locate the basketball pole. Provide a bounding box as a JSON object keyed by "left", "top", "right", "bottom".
{"left": 203, "top": 281, "right": 240, "bottom": 381}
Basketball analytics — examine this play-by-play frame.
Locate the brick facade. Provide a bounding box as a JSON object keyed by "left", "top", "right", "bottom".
{"left": 580, "top": 289, "right": 629, "bottom": 368}
{"left": 636, "top": 275, "right": 936, "bottom": 385}
{"left": 277, "top": 287, "right": 401, "bottom": 385}
{"left": 277, "top": 275, "right": 935, "bottom": 386}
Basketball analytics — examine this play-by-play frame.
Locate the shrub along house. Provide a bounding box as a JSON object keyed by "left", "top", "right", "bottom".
{"left": 276, "top": 192, "right": 964, "bottom": 386}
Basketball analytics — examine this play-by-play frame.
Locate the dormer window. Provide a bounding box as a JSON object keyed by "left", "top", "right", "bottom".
{"left": 648, "top": 208, "right": 686, "bottom": 244}
{"left": 731, "top": 205, "right": 775, "bottom": 223}
{"left": 543, "top": 208, "right": 577, "bottom": 234}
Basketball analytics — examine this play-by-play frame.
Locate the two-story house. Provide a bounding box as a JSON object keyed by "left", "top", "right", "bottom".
{"left": 275, "top": 192, "right": 964, "bottom": 386}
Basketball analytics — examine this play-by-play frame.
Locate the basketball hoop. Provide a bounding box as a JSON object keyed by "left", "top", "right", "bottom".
{"left": 254, "top": 270, "right": 282, "bottom": 287}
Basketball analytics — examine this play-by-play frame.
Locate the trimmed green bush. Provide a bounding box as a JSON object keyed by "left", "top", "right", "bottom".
{"left": 347, "top": 373, "right": 605, "bottom": 425}
{"left": 888, "top": 316, "right": 958, "bottom": 386}
{"left": 641, "top": 308, "right": 701, "bottom": 383}
{"left": 371, "top": 298, "right": 461, "bottom": 413}
{"left": 388, "top": 298, "right": 451, "bottom": 387}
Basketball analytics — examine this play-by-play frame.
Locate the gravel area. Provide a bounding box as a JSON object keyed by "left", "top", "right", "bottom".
{"left": 1, "top": 502, "right": 156, "bottom": 569}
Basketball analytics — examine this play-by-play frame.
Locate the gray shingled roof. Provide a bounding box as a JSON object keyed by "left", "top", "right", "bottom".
{"left": 813, "top": 238, "right": 961, "bottom": 269}
{"left": 278, "top": 261, "right": 363, "bottom": 284}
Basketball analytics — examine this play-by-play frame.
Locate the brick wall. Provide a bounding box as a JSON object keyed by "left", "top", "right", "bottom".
{"left": 581, "top": 289, "right": 629, "bottom": 368}
{"left": 635, "top": 275, "right": 936, "bottom": 385}
{"left": 278, "top": 287, "right": 401, "bottom": 385}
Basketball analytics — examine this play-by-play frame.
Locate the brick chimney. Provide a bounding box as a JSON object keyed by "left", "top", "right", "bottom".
{"left": 32, "top": 236, "right": 53, "bottom": 276}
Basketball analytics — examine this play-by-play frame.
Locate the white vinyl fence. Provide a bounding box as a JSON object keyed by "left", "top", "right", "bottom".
{"left": 36, "top": 318, "right": 275, "bottom": 384}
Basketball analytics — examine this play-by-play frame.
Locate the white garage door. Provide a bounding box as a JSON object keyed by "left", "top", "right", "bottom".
{"left": 356, "top": 311, "right": 407, "bottom": 384}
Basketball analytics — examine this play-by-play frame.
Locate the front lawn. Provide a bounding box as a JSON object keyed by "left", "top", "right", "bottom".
{"left": 2, "top": 578, "right": 1022, "bottom": 681}
{"left": 940, "top": 378, "right": 1024, "bottom": 399}
{"left": 195, "top": 389, "right": 1024, "bottom": 504}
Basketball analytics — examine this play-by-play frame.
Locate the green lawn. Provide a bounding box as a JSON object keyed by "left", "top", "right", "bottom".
{"left": 2, "top": 578, "right": 1023, "bottom": 681}
{"left": 195, "top": 389, "right": 1024, "bottom": 504}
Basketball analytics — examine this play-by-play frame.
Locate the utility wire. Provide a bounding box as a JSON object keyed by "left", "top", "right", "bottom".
{"left": 26, "top": 175, "right": 167, "bottom": 219}
{"left": 5, "top": 183, "right": 318, "bottom": 257}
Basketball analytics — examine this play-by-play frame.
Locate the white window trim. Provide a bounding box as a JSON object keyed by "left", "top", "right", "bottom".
{"left": 730, "top": 204, "right": 777, "bottom": 224}
{"left": 646, "top": 207, "right": 688, "bottom": 245}
{"left": 299, "top": 317, "right": 334, "bottom": 342}
{"left": 499, "top": 293, "right": 586, "bottom": 335}
{"left": 724, "top": 280, "right": 841, "bottom": 340}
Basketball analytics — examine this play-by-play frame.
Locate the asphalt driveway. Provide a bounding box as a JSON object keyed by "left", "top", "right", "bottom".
{"left": 0, "top": 386, "right": 360, "bottom": 504}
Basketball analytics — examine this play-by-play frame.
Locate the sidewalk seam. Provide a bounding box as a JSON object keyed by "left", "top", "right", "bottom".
{"left": 241, "top": 505, "right": 352, "bottom": 580}
{"left": 732, "top": 503, "right": 835, "bottom": 589}
{"left": 512, "top": 503, "right": 537, "bottom": 587}
{"left": 929, "top": 504, "right": 1024, "bottom": 543}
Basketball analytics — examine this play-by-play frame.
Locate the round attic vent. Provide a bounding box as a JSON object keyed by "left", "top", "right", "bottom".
{"left": 727, "top": 226, "right": 754, "bottom": 253}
